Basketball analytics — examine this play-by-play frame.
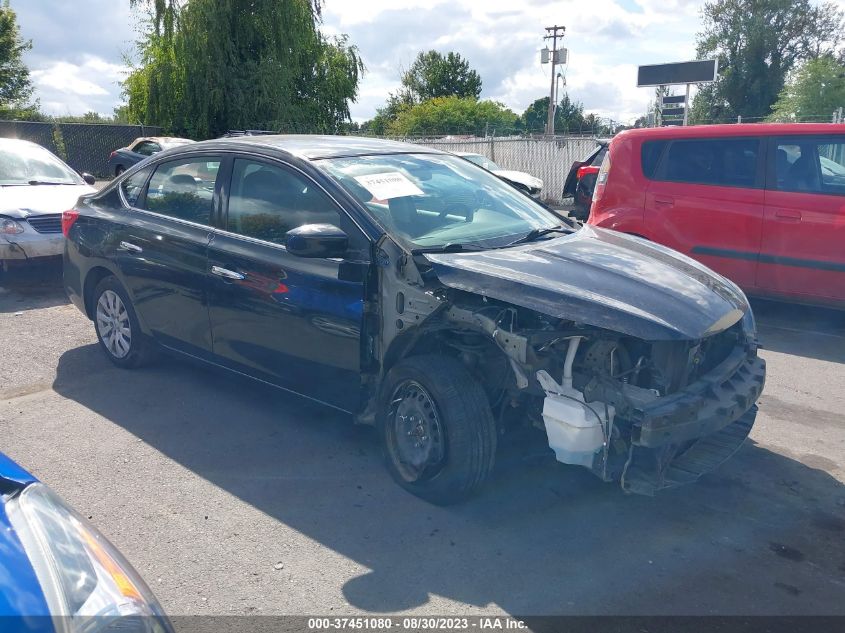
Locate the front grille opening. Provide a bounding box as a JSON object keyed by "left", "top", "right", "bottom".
{"left": 26, "top": 214, "right": 63, "bottom": 234}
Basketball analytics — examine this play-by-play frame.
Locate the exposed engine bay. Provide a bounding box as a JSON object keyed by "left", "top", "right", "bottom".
{"left": 360, "top": 230, "right": 766, "bottom": 495}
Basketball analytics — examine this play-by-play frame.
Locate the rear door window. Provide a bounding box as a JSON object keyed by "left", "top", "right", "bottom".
{"left": 142, "top": 157, "right": 221, "bottom": 225}
{"left": 774, "top": 137, "right": 845, "bottom": 196}
{"left": 658, "top": 138, "right": 761, "bottom": 188}
{"left": 120, "top": 166, "right": 152, "bottom": 207}
{"left": 641, "top": 140, "right": 668, "bottom": 179}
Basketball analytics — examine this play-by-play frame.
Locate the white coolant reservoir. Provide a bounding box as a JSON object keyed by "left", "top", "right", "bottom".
{"left": 536, "top": 369, "right": 614, "bottom": 468}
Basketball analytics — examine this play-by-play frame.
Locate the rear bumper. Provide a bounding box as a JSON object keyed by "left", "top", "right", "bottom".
{"left": 0, "top": 233, "right": 64, "bottom": 260}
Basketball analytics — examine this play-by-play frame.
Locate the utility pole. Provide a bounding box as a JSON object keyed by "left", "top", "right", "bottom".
{"left": 543, "top": 25, "right": 566, "bottom": 135}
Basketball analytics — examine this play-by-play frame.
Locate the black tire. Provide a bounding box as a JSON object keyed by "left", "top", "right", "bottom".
{"left": 379, "top": 354, "right": 497, "bottom": 505}
{"left": 115, "top": 166, "right": 125, "bottom": 177}
{"left": 91, "top": 276, "right": 153, "bottom": 368}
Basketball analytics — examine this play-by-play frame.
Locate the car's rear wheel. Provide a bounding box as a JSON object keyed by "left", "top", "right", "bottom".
{"left": 115, "top": 166, "right": 125, "bottom": 177}
{"left": 93, "top": 276, "right": 152, "bottom": 368}
{"left": 379, "top": 355, "right": 497, "bottom": 505}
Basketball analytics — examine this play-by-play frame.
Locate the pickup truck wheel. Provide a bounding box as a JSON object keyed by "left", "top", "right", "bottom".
{"left": 92, "top": 276, "right": 153, "bottom": 368}
{"left": 380, "top": 355, "right": 497, "bottom": 505}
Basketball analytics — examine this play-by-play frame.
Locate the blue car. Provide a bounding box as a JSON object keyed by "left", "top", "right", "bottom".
{"left": 0, "top": 452, "right": 173, "bottom": 633}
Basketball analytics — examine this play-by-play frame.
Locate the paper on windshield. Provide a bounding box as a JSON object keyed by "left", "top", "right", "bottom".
{"left": 354, "top": 172, "right": 424, "bottom": 200}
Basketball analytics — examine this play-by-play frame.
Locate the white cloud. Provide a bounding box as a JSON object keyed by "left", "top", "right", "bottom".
{"left": 322, "top": 0, "right": 704, "bottom": 123}
{"left": 15, "top": 0, "right": 805, "bottom": 125}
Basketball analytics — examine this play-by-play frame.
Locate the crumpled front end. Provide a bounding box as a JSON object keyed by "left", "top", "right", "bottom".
{"left": 531, "top": 316, "right": 765, "bottom": 494}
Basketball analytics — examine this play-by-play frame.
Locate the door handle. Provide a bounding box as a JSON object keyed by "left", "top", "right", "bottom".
{"left": 211, "top": 265, "right": 246, "bottom": 281}
{"left": 653, "top": 196, "right": 674, "bottom": 207}
{"left": 118, "top": 241, "right": 143, "bottom": 253}
{"left": 774, "top": 210, "right": 802, "bottom": 222}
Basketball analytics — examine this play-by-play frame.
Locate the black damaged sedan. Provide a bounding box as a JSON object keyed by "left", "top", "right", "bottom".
{"left": 63, "top": 136, "right": 765, "bottom": 504}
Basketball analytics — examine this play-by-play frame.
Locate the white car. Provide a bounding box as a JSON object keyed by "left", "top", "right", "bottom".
{"left": 456, "top": 152, "right": 544, "bottom": 197}
{"left": 0, "top": 138, "right": 96, "bottom": 270}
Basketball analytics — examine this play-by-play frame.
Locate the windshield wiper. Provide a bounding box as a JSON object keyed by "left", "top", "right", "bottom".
{"left": 412, "top": 242, "right": 486, "bottom": 254}
{"left": 28, "top": 180, "right": 74, "bottom": 186}
{"left": 504, "top": 225, "right": 571, "bottom": 247}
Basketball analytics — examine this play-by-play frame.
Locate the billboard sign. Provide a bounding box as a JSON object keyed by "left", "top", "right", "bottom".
{"left": 662, "top": 95, "right": 686, "bottom": 105}
{"left": 637, "top": 59, "right": 718, "bottom": 87}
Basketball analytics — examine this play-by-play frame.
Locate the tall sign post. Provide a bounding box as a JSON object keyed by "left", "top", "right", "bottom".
{"left": 542, "top": 25, "right": 566, "bottom": 135}
{"left": 636, "top": 59, "right": 718, "bottom": 126}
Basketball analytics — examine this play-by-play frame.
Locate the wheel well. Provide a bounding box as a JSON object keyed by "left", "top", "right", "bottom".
{"left": 382, "top": 326, "right": 512, "bottom": 398}
{"left": 82, "top": 267, "right": 114, "bottom": 319}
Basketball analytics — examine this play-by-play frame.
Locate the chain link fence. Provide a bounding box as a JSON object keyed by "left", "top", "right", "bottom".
{"left": 405, "top": 135, "right": 599, "bottom": 204}
{"left": 0, "top": 121, "right": 163, "bottom": 179}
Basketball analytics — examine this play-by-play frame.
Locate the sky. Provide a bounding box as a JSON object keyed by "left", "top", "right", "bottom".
{"left": 7, "top": 0, "right": 840, "bottom": 125}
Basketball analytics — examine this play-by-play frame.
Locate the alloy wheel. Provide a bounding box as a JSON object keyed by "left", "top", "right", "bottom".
{"left": 96, "top": 289, "right": 132, "bottom": 359}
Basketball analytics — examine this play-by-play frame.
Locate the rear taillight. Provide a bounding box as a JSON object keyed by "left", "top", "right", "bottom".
{"left": 576, "top": 165, "right": 599, "bottom": 180}
{"left": 109, "top": 151, "right": 117, "bottom": 160}
{"left": 61, "top": 210, "right": 80, "bottom": 237}
{"left": 592, "top": 153, "right": 611, "bottom": 203}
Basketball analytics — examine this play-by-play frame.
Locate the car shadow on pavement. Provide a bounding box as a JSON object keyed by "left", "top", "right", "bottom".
{"left": 752, "top": 298, "right": 845, "bottom": 364}
{"left": 0, "top": 258, "right": 68, "bottom": 313}
{"left": 52, "top": 344, "right": 845, "bottom": 615}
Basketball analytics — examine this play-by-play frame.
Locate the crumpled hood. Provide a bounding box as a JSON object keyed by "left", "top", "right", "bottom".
{"left": 494, "top": 170, "right": 543, "bottom": 191}
{"left": 0, "top": 184, "right": 95, "bottom": 218}
{"left": 425, "top": 225, "right": 749, "bottom": 341}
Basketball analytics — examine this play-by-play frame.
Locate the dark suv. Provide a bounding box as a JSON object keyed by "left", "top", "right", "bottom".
{"left": 63, "top": 135, "right": 765, "bottom": 504}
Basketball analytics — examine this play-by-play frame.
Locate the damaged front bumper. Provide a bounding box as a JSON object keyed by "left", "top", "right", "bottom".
{"left": 619, "top": 349, "right": 765, "bottom": 494}
{"left": 0, "top": 231, "right": 64, "bottom": 261}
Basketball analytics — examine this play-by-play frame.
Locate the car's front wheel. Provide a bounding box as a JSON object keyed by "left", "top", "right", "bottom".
{"left": 379, "top": 355, "right": 497, "bottom": 505}
{"left": 92, "top": 276, "right": 152, "bottom": 368}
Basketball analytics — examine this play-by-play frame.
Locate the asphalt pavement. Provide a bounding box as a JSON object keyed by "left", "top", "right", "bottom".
{"left": 1, "top": 260, "right": 843, "bottom": 616}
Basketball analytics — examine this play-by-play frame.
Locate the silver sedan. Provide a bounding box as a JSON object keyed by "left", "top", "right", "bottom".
{"left": 0, "top": 138, "right": 96, "bottom": 270}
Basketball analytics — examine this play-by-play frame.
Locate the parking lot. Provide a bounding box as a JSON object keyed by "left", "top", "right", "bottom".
{"left": 1, "top": 260, "right": 844, "bottom": 616}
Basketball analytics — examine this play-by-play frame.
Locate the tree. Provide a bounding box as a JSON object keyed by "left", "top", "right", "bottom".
{"left": 0, "top": 0, "right": 36, "bottom": 117}
{"left": 520, "top": 95, "right": 585, "bottom": 133}
{"left": 691, "top": 0, "right": 843, "bottom": 123}
{"left": 768, "top": 55, "right": 845, "bottom": 121}
{"left": 401, "top": 50, "right": 482, "bottom": 101}
{"left": 387, "top": 96, "right": 517, "bottom": 137}
{"left": 124, "top": 0, "right": 364, "bottom": 138}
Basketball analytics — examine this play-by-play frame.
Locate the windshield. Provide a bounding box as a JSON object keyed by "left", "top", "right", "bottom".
{"left": 320, "top": 153, "right": 558, "bottom": 250}
{"left": 0, "top": 142, "right": 82, "bottom": 186}
{"left": 461, "top": 154, "right": 500, "bottom": 170}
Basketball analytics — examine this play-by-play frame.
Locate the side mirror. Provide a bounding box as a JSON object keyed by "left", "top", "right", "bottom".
{"left": 286, "top": 224, "right": 348, "bottom": 258}
{"left": 81, "top": 173, "right": 96, "bottom": 185}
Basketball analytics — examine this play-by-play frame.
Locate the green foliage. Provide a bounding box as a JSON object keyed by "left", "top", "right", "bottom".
{"left": 124, "top": 0, "right": 364, "bottom": 138}
{"left": 691, "top": 0, "right": 844, "bottom": 123}
{"left": 386, "top": 96, "right": 518, "bottom": 137}
{"left": 361, "top": 92, "right": 414, "bottom": 135}
{"left": 521, "top": 95, "right": 606, "bottom": 134}
{"left": 401, "top": 50, "right": 482, "bottom": 101}
{"left": 769, "top": 55, "right": 845, "bottom": 121}
{"left": 0, "top": 0, "right": 35, "bottom": 117}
